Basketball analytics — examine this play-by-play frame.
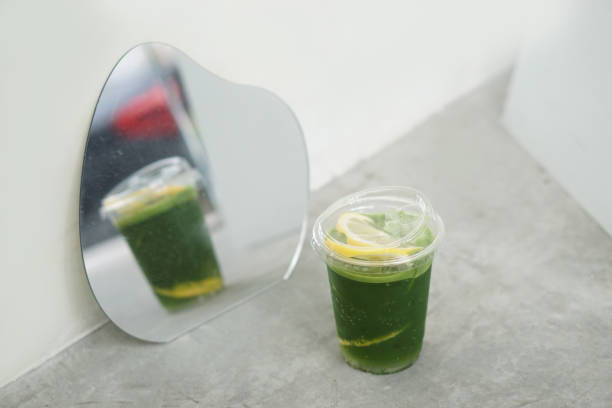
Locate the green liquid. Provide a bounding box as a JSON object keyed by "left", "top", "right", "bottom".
{"left": 117, "top": 186, "right": 222, "bottom": 309}
{"left": 327, "top": 262, "right": 432, "bottom": 374}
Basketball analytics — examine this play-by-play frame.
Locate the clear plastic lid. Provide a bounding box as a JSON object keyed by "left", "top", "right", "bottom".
{"left": 311, "top": 186, "right": 444, "bottom": 267}
{"left": 100, "top": 157, "right": 200, "bottom": 222}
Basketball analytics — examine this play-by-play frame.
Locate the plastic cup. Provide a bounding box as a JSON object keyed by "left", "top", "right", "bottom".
{"left": 101, "top": 157, "right": 223, "bottom": 310}
{"left": 311, "top": 186, "right": 444, "bottom": 374}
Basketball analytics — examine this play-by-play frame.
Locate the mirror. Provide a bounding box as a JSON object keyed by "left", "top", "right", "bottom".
{"left": 80, "top": 43, "right": 309, "bottom": 342}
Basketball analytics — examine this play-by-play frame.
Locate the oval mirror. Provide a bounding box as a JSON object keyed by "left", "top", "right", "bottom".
{"left": 80, "top": 43, "right": 309, "bottom": 342}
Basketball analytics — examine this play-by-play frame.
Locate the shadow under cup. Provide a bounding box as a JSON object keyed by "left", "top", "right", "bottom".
{"left": 312, "top": 186, "right": 444, "bottom": 374}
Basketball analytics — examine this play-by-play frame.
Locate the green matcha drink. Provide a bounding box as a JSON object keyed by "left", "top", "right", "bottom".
{"left": 102, "top": 158, "right": 223, "bottom": 310}
{"left": 312, "top": 187, "right": 443, "bottom": 374}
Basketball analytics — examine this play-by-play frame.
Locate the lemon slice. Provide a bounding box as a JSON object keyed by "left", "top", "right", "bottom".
{"left": 336, "top": 212, "right": 396, "bottom": 247}
{"left": 324, "top": 238, "right": 422, "bottom": 259}
{"left": 329, "top": 212, "right": 423, "bottom": 259}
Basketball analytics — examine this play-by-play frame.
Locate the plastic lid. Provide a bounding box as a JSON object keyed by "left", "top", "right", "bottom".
{"left": 100, "top": 157, "right": 199, "bottom": 220}
{"left": 311, "top": 186, "right": 444, "bottom": 267}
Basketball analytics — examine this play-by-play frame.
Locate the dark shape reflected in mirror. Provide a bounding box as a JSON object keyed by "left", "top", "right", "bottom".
{"left": 80, "top": 43, "right": 309, "bottom": 342}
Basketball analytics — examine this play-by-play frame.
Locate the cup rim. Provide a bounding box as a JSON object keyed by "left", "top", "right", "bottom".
{"left": 100, "top": 157, "right": 199, "bottom": 217}
{"left": 311, "top": 186, "right": 444, "bottom": 268}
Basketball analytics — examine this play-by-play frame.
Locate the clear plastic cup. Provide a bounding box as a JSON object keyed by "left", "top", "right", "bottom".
{"left": 311, "top": 186, "right": 444, "bottom": 374}
{"left": 101, "top": 157, "right": 223, "bottom": 310}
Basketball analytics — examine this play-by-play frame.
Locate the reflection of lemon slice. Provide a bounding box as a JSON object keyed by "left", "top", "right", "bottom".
{"left": 154, "top": 277, "right": 223, "bottom": 298}
{"left": 104, "top": 185, "right": 186, "bottom": 214}
{"left": 329, "top": 212, "right": 422, "bottom": 259}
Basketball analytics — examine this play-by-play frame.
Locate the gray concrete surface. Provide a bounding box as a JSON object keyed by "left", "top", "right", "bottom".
{"left": 2, "top": 74, "right": 612, "bottom": 407}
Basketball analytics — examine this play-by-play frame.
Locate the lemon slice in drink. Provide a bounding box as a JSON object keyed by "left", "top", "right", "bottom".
{"left": 326, "top": 212, "right": 423, "bottom": 259}
{"left": 337, "top": 212, "right": 396, "bottom": 247}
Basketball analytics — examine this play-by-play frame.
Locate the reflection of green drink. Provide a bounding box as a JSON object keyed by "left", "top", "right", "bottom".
{"left": 312, "top": 187, "right": 443, "bottom": 374}
{"left": 117, "top": 185, "right": 222, "bottom": 308}
{"left": 103, "top": 158, "right": 223, "bottom": 310}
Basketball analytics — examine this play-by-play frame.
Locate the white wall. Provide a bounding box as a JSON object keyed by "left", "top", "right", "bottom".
{"left": 0, "top": 0, "right": 527, "bottom": 386}
{"left": 503, "top": 0, "right": 612, "bottom": 237}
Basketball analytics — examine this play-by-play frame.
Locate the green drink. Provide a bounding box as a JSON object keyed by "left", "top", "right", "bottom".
{"left": 312, "top": 187, "right": 443, "bottom": 374}
{"left": 102, "top": 158, "right": 223, "bottom": 310}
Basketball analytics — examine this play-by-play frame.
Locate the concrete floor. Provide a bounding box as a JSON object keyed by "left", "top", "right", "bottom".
{"left": 2, "top": 74, "right": 612, "bottom": 407}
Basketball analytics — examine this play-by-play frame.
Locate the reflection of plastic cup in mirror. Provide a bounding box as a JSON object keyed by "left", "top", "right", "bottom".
{"left": 312, "top": 187, "right": 444, "bottom": 374}
{"left": 101, "top": 157, "right": 223, "bottom": 310}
